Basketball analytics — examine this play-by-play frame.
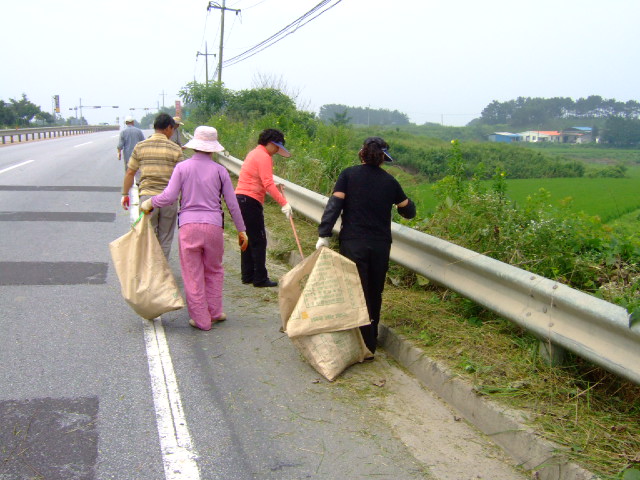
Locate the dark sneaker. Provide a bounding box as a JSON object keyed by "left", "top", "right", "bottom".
{"left": 241, "top": 278, "right": 253, "bottom": 284}
{"left": 254, "top": 279, "right": 278, "bottom": 288}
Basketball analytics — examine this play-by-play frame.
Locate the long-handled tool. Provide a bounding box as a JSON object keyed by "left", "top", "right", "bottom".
{"left": 278, "top": 184, "right": 304, "bottom": 259}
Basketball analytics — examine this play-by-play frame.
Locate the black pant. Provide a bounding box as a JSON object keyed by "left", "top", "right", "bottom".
{"left": 236, "top": 194, "right": 269, "bottom": 285}
{"left": 339, "top": 239, "right": 391, "bottom": 354}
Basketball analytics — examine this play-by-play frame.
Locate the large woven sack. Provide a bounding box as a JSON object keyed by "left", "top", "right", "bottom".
{"left": 291, "top": 328, "right": 370, "bottom": 381}
{"left": 109, "top": 214, "right": 185, "bottom": 319}
{"left": 278, "top": 247, "right": 370, "bottom": 337}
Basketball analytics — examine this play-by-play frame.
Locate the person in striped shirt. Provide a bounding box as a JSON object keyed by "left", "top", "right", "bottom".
{"left": 121, "top": 113, "right": 184, "bottom": 258}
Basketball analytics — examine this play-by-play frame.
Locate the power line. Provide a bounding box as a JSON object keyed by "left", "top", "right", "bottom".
{"left": 223, "top": 0, "right": 339, "bottom": 67}
{"left": 232, "top": 0, "right": 269, "bottom": 10}
{"left": 222, "top": 0, "right": 341, "bottom": 68}
{"left": 194, "top": 8, "right": 212, "bottom": 81}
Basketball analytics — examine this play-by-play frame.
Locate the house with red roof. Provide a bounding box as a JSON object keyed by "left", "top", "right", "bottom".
{"left": 517, "top": 130, "right": 561, "bottom": 143}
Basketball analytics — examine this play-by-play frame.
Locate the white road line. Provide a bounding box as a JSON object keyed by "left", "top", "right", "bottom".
{"left": 143, "top": 318, "right": 201, "bottom": 480}
{"left": 0, "top": 160, "right": 34, "bottom": 175}
{"left": 73, "top": 142, "right": 93, "bottom": 148}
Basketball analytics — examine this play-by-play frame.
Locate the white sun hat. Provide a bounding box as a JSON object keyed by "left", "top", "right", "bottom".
{"left": 184, "top": 126, "right": 224, "bottom": 153}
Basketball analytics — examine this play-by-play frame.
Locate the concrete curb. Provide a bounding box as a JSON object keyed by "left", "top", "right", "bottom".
{"left": 378, "top": 324, "right": 599, "bottom": 480}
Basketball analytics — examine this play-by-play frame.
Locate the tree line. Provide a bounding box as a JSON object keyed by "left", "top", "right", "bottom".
{"left": 388, "top": 139, "right": 586, "bottom": 181}
{"left": 0, "top": 94, "right": 55, "bottom": 127}
{"left": 178, "top": 83, "right": 640, "bottom": 321}
{"left": 318, "top": 104, "right": 410, "bottom": 126}
{"left": 178, "top": 82, "right": 589, "bottom": 187}
{"left": 474, "top": 95, "right": 640, "bottom": 146}
{"left": 477, "top": 95, "right": 640, "bottom": 126}
{"left": 178, "top": 83, "right": 411, "bottom": 128}
{"left": 0, "top": 94, "right": 91, "bottom": 127}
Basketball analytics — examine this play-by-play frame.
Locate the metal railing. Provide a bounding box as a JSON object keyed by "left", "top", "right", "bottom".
{"left": 0, "top": 125, "right": 118, "bottom": 145}
{"left": 217, "top": 152, "right": 640, "bottom": 385}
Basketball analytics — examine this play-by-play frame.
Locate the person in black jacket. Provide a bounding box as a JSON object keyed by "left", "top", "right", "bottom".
{"left": 315, "top": 136, "right": 416, "bottom": 356}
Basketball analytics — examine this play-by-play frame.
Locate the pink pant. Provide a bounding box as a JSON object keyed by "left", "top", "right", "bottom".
{"left": 178, "top": 223, "right": 224, "bottom": 330}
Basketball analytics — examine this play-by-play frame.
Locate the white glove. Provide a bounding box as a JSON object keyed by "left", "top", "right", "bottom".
{"left": 140, "top": 198, "right": 154, "bottom": 213}
{"left": 281, "top": 203, "right": 293, "bottom": 219}
{"left": 315, "top": 237, "right": 330, "bottom": 249}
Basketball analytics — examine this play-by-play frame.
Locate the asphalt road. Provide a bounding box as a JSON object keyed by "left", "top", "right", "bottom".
{"left": 0, "top": 131, "right": 527, "bottom": 480}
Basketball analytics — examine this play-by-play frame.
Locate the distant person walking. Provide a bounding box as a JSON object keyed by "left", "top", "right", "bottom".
{"left": 117, "top": 116, "right": 145, "bottom": 172}
{"left": 235, "top": 128, "right": 292, "bottom": 288}
{"left": 315, "top": 136, "right": 416, "bottom": 356}
{"left": 121, "top": 113, "right": 184, "bottom": 258}
{"left": 170, "top": 116, "right": 185, "bottom": 149}
{"left": 141, "top": 126, "right": 248, "bottom": 331}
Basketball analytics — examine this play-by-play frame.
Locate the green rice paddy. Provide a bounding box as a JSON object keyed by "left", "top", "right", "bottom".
{"left": 404, "top": 165, "right": 640, "bottom": 225}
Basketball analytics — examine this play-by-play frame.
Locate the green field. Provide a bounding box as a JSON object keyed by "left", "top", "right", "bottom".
{"left": 525, "top": 143, "right": 640, "bottom": 164}
{"left": 402, "top": 165, "right": 640, "bottom": 223}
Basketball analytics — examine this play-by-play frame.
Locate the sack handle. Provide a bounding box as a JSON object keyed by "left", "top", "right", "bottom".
{"left": 131, "top": 212, "right": 145, "bottom": 229}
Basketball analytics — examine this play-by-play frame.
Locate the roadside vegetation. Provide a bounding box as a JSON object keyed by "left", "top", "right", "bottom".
{"left": 257, "top": 192, "right": 640, "bottom": 480}
{"left": 180, "top": 82, "right": 639, "bottom": 479}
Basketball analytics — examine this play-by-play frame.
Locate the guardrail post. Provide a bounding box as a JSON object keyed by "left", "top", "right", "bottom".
{"left": 538, "top": 339, "right": 567, "bottom": 366}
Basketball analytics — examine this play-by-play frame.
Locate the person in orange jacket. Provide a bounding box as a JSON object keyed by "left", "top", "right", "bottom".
{"left": 235, "top": 129, "right": 292, "bottom": 288}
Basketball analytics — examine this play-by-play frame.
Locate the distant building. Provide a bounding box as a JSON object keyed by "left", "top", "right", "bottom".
{"left": 538, "top": 131, "right": 561, "bottom": 142}
{"left": 488, "top": 132, "right": 522, "bottom": 143}
{"left": 561, "top": 127, "right": 593, "bottom": 143}
{"left": 490, "top": 127, "right": 594, "bottom": 144}
{"left": 517, "top": 130, "right": 561, "bottom": 143}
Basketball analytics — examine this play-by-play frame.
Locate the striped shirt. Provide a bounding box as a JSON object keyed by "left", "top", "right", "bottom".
{"left": 128, "top": 133, "right": 184, "bottom": 196}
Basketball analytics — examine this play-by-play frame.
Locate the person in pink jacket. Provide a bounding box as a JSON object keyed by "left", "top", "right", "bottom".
{"left": 235, "top": 128, "right": 292, "bottom": 288}
{"left": 141, "top": 126, "right": 248, "bottom": 331}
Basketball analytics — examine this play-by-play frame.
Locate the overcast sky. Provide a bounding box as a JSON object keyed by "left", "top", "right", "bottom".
{"left": 2, "top": 0, "right": 639, "bottom": 126}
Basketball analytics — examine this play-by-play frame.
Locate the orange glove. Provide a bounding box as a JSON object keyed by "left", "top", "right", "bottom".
{"left": 238, "top": 232, "right": 248, "bottom": 252}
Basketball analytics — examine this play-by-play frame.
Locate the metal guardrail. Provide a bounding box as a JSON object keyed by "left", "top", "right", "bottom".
{"left": 217, "top": 152, "right": 640, "bottom": 385}
{"left": 0, "top": 125, "right": 118, "bottom": 145}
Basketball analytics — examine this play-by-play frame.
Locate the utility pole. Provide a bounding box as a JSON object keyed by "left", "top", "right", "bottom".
{"left": 159, "top": 90, "right": 167, "bottom": 108}
{"left": 196, "top": 42, "right": 216, "bottom": 85}
{"left": 207, "top": 1, "right": 241, "bottom": 84}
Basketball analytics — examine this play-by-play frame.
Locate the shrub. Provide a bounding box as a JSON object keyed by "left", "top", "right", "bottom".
{"left": 420, "top": 142, "right": 640, "bottom": 316}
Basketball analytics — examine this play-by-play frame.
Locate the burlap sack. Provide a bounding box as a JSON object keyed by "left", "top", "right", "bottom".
{"left": 279, "top": 247, "right": 370, "bottom": 337}
{"left": 291, "top": 328, "right": 371, "bottom": 381}
{"left": 109, "top": 214, "right": 185, "bottom": 319}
